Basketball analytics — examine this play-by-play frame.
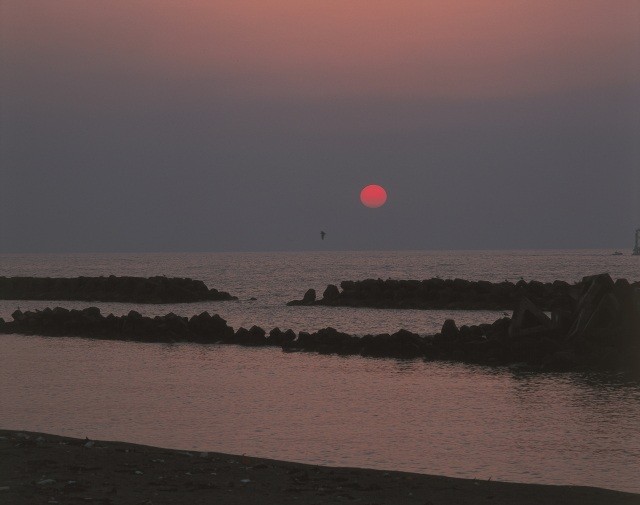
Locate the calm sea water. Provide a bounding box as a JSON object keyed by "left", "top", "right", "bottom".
{"left": 0, "top": 249, "right": 637, "bottom": 334}
{"left": 1, "top": 250, "right": 639, "bottom": 492}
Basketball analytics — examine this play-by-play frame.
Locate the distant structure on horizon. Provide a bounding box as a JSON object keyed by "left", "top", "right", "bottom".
{"left": 634, "top": 229, "right": 640, "bottom": 256}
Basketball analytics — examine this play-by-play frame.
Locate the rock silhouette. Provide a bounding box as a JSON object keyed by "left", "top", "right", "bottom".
{"left": 0, "top": 276, "right": 237, "bottom": 303}
{"left": 287, "top": 277, "right": 588, "bottom": 311}
{"left": 2, "top": 308, "right": 234, "bottom": 343}
{"left": 1, "top": 274, "right": 638, "bottom": 372}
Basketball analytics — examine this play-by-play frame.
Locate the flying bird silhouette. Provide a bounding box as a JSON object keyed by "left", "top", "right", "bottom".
{"left": 320, "top": 231, "right": 326, "bottom": 240}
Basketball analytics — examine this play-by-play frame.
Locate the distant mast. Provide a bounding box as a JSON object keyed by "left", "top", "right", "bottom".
{"left": 634, "top": 229, "right": 640, "bottom": 256}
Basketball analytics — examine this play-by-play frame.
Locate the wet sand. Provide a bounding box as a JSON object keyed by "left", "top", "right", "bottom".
{"left": 1, "top": 430, "right": 638, "bottom": 505}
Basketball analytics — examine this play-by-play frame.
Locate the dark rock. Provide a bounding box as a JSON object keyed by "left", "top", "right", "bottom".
{"left": 82, "top": 307, "right": 101, "bottom": 318}
{"left": 187, "top": 312, "right": 233, "bottom": 342}
{"left": 358, "top": 330, "right": 425, "bottom": 359}
{"left": 543, "top": 350, "right": 579, "bottom": 371}
{"left": 302, "top": 289, "right": 316, "bottom": 303}
{"left": 2, "top": 273, "right": 638, "bottom": 373}
{"left": 551, "top": 309, "right": 574, "bottom": 333}
{"left": 568, "top": 274, "right": 615, "bottom": 339}
{"left": 1, "top": 308, "right": 235, "bottom": 344}
{"left": 268, "top": 327, "right": 296, "bottom": 346}
{"left": 234, "top": 327, "right": 267, "bottom": 346}
{"left": 286, "top": 289, "right": 317, "bottom": 306}
{"left": 0, "top": 276, "right": 237, "bottom": 303}
{"left": 288, "top": 277, "right": 591, "bottom": 311}
{"left": 441, "top": 319, "right": 459, "bottom": 339}
{"left": 509, "top": 297, "right": 553, "bottom": 338}
{"left": 322, "top": 285, "right": 340, "bottom": 302}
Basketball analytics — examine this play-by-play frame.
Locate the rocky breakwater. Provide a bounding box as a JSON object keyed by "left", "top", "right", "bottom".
{"left": 0, "top": 276, "right": 237, "bottom": 303}
{"left": 1, "top": 274, "right": 638, "bottom": 372}
{"left": 288, "top": 277, "right": 580, "bottom": 311}
{"left": 0, "top": 306, "right": 300, "bottom": 347}
{"left": 284, "top": 274, "right": 640, "bottom": 371}
{"left": 0, "top": 308, "right": 236, "bottom": 343}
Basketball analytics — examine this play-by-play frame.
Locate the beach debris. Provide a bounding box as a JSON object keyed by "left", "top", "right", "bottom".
{"left": 240, "top": 478, "right": 251, "bottom": 483}
{"left": 84, "top": 437, "right": 95, "bottom": 448}
{"left": 134, "top": 470, "right": 143, "bottom": 475}
{"left": 37, "top": 478, "right": 56, "bottom": 485}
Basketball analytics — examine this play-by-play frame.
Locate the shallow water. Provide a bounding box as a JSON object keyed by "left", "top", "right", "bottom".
{"left": 1, "top": 250, "right": 639, "bottom": 493}
{"left": 0, "top": 249, "right": 637, "bottom": 335}
{"left": 1, "top": 334, "right": 639, "bottom": 493}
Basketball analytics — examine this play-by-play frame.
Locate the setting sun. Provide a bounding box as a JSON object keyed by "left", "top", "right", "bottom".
{"left": 360, "top": 184, "right": 387, "bottom": 208}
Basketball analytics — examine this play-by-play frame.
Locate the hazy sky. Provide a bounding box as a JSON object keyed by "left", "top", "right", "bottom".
{"left": 2, "top": 0, "right": 639, "bottom": 253}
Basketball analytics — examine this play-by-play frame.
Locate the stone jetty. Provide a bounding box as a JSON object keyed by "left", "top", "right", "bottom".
{"left": 1, "top": 274, "right": 638, "bottom": 372}
{"left": 287, "top": 278, "right": 588, "bottom": 311}
{"left": 0, "top": 276, "right": 237, "bottom": 303}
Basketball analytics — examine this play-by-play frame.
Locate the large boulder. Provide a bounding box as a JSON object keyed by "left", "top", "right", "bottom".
{"left": 234, "top": 326, "right": 267, "bottom": 346}
{"left": 302, "top": 289, "right": 316, "bottom": 303}
{"left": 509, "top": 297, "right": 553, "bottom": 338}
{"left": 188, "top": 311, "right": 233, "bottom": 341}
{"left": 322, "top": 284, "right": 340, "bottom": 302}
{"left": 441, "top": 319, "right": 459, "bottom": 339}
{"left": 286, "top": 288, "right": 317, "bottom": 306}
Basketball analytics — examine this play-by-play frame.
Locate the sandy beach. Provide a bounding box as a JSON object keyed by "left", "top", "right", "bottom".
{"left": 1, "top": 429, "right": 638, "bottom": 505}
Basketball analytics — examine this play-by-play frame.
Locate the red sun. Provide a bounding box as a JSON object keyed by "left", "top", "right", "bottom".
{"left": 360, "top": 184, "right": 387, "bottom": 208}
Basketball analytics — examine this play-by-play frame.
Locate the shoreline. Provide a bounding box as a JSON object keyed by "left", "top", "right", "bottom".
{"left": 1, "top": 430, "right": 639, "bottom": 504}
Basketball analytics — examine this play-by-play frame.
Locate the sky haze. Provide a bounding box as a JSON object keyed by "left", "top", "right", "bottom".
{"left": 2, "top": 0, "right": 639, "bottom": 252}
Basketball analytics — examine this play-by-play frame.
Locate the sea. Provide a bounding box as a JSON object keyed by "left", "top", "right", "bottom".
{"left": 1, "top": 249, "right": 639, "bottom": 493}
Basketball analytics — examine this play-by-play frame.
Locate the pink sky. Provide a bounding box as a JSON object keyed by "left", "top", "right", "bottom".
{"left": 5, "top": 0, "right": 639, "bottom": 99}
{"left": 2, "top": 0, "right": 639, "bottom": 252}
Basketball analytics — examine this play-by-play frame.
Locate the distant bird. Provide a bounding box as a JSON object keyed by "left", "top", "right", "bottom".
{"left": 320, "top": 231, "right": 326, "bottom": 240}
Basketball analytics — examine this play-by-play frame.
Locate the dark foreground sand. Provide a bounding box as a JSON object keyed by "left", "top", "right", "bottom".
{"left": 1, "top": 430, "right": 638, "bottom": 505}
